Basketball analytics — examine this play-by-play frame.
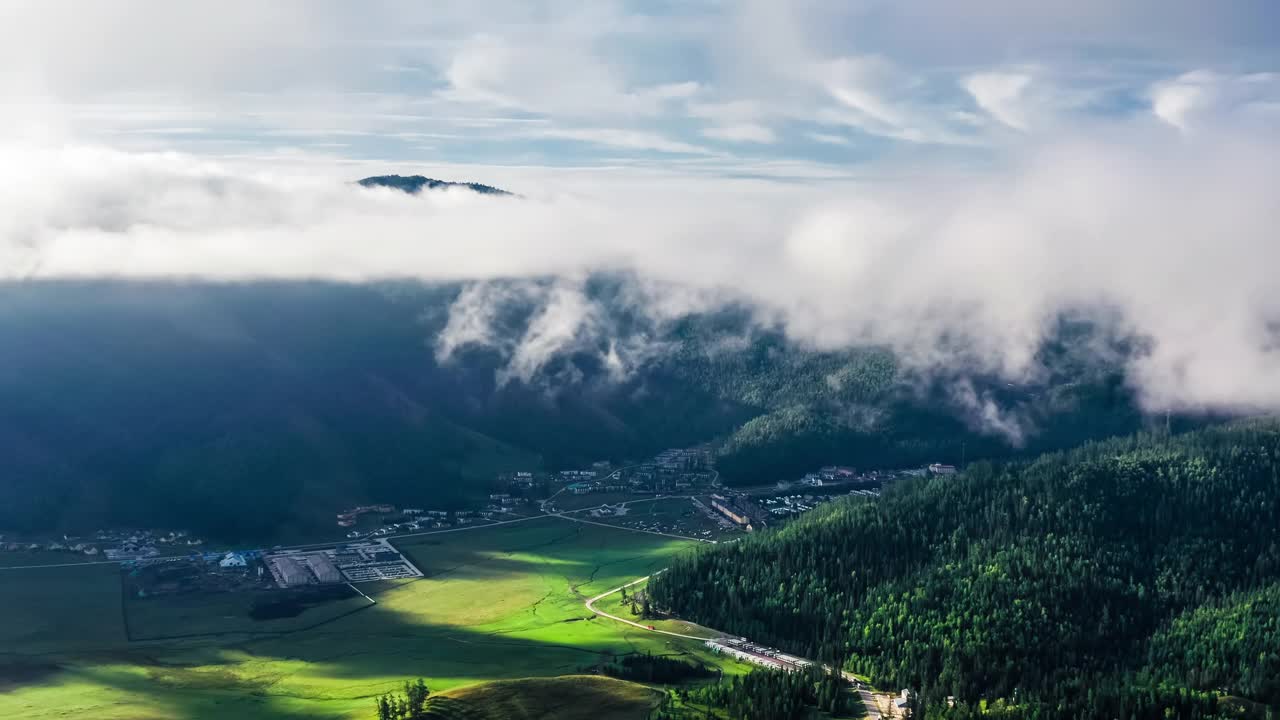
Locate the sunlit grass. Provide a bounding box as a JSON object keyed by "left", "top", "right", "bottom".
{"left": 0, "top": 517, "right": 745, "bottom": 720}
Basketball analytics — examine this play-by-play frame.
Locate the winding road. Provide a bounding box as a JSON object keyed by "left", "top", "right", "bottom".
{"left": 584, "top": 574, "right": 891, "bottom": 718}
{"left": 582, "top": 574, "right": 709, "bottom": 641}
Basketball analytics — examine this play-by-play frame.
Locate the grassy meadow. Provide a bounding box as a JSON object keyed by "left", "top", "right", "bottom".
{"left": 0, "top": 517, "right": 742, "bottom": 720}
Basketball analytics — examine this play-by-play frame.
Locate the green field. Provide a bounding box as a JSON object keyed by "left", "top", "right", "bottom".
{"left": 0, "top": 563, "right": 126, "bottom": 653}
{"left": 0, "top": 517, "right": 745, "bottom": 720}
{"left": 0, "top": 551, "right": 113, "bottom": 567}
{"left": 125, "top": 584, "right": 377, "bottom": 640}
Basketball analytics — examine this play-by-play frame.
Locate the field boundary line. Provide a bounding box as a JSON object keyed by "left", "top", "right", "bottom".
{"left": 0, "top": 559, "right": 120, "bottom": 571}
{"left": 347, "top": 582, "right": 376, "bottom": 604}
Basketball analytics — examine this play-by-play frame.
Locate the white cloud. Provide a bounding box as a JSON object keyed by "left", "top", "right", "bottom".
{"left": 534, "top": 128, "right": 714, "bottom": 155}
{"left": 4, "top": 2, "right": 1280, "bottom": 421}
{"left": 816, "top": 56, "right": 981, "bottom": 145}
{"left": 5, "top": 98, "right": 1280, "bottom": 415}
{"left": 1150, "top": 70, "right": 1280, "bottom": 131}
{"left": 702, "top": 123, "right": 776, "bottom": 144}
{"left": 1150, "top": 71, "right": 1220, "bottom": 130}
{"left": 808, "top": 133, "right": 851, "bottom": 146}
{"left": 963, "top": 72, "right": 1033, "bottom": 131}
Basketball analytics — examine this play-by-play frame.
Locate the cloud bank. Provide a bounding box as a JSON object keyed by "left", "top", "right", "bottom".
{"left": 3, "top": 60, "right": 1280, "bottom": 420}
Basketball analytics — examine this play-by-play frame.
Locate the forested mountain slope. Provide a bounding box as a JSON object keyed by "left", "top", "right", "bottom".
{"left": 649, "top": 420, "right": 1280, "bottom": 718}
{"left": 1, "top": 277, "right": 1155, "bottom": 540}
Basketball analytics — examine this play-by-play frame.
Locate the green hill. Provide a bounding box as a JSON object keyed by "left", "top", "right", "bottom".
{"left": 649, "top": 420, "right": 1280, "bottom": 718}
{"left": 421, "top": 676, "right": 660, "bottom": 720}
{"left": 1149, "top": 582, "right": 1280, "bottom": 705}
{"left": 0, "top": 279, "right": 1157, "bottom": 541}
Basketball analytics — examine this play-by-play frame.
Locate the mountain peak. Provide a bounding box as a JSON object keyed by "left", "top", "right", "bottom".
{"left": 357, "top": 174, "right": 511, "bottom": 196}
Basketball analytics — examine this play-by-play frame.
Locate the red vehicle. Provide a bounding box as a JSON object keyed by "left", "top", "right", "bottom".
{"left": 647, "top": 625, "right": 655, "bottom": 630}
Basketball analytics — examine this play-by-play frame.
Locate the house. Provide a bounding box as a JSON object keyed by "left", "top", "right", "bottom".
{"left": 800, "top": 474, "right": 823, "bottom": 487}
{"left": 219, "top": 552, "right": 248, "bottom": 568}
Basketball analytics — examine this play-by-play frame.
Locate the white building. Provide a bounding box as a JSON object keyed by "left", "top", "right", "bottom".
{"left": 219, "top": 552, "right": 248, "bottom": 568}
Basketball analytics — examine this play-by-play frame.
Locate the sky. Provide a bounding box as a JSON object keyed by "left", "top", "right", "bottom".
{"left": 3, "top": 0, "right": 1278, "bottom": 178}
{"left": 2, "top": 1, "right": 1280, "bottom": 424}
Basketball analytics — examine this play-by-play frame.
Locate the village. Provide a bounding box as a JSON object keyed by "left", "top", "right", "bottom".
{"left": 1, "top": 448, "right": 959, "bottom": 581}
{"left": 0, "top": 527, "right": 207, "bottom": 562}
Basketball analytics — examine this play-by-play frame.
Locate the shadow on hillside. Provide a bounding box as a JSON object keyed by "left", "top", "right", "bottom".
{"left": 3, "top": 518, "right": 700, "bottom": 719}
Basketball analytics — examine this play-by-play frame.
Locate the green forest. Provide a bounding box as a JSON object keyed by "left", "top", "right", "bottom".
{"left": 651, "top": 667, "right": 857, "bottom": 720}
{"left": 649, "top": 420, "right": 1280, "bottom": 718}
{"left": 0, "top": 280, "right": 1152, "bottom": 541}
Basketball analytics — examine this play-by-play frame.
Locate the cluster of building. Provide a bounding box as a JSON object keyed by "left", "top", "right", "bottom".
{"left": 709, "top": 495, "right": 754, "bottom": 529}
{"left": 796, "top": 465, "right": 858, "bottom": 487}
{"left": 566, "top": 480, "right": 628, "bottom": 495}
{"left": 762, "top": 494, "right": 828, "bottom": 517}
{"left": 486, "top": 493, "right": 529, "bottom": 509}
{"left": 654, "top": 447, "right": 711, "bottom": 472}
{"left": 778, "top": 461, "right": 960, "bottom": 494}
{"left": 2, "top": 538, "right": 101, "bottom": 556}
{"left": 264, "top": 540, "right": 422, "bottom": 586}
{"left": 351, "top": 508, "right": 499, "bottom": 540}
{"left": 335, "top": 504, "right": 397, "bottom": 528}
{"left": 637, "top": 448, "right": 715, "bottom": 492}
{"left": 705, "top": 638, "right": 812, "bottom": 672}
{"left": 0, "top": 528, "right": 207, "bottom": 561}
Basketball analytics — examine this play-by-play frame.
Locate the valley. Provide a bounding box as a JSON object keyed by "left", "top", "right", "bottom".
{"left": 0, "top": 516, "right": 755, "bottom": 719}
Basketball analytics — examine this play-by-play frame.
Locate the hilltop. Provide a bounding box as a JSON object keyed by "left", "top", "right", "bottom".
{"left": 358, "top": 174, "right": 512, "bottom": 196}
{"left": 422, "top": 676, "right": 660, "bottom": 720}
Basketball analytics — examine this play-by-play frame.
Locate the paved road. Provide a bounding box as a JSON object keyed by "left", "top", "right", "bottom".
{"left": 586, "top": 573, "right": 896, "bottom": 719}
{"left": 583, "top": 575, "right": 710, "bottom": 642}
{"left": 854, "top": 685, "right": 887, "bottom": 719}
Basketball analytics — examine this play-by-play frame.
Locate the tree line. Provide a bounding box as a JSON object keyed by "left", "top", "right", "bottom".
{"left": 649, "top": 420, "right": 1280, "bottom": 718}
{"left": 649, "top": 666, "right": 858, "bottom": 720}
{"left": 374, "top": 679, "right": 430, "bottom": 720}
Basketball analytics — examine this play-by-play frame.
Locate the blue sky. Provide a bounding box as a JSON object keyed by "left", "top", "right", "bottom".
{"left": 3, "top": 0, "right": 1278, "bottom": 180}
